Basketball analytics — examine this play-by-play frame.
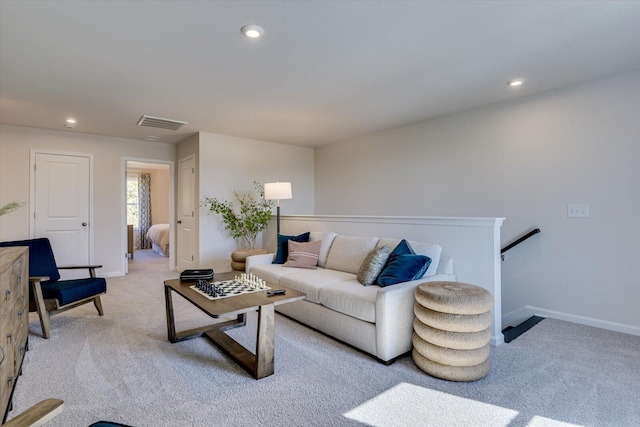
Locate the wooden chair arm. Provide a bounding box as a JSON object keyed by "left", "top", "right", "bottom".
{"left": 57, "top": 265, "right": 102, "bottom": 270}
{"left": 28, "top": 276, "right": 50, "bottom": 283}
{"left": 3, "top": 398, "right": 64, "bottom": 427}
{"left": 58, "top": 265, "right": 102, "bottom": 278}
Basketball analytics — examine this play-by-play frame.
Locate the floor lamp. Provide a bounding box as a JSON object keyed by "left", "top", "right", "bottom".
{"left": 264, "top": 182, "right": 292, "bottom": 235}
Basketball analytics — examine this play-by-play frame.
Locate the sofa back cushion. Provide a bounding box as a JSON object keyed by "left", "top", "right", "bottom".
{"left": 309, "top": 231, "right": 337, "bottom": 268}
{"left": 376, "top": 238, "right": 442, "bottom": 277}
{"left": 325, "top": 235, "right": 379, "bottom": 274}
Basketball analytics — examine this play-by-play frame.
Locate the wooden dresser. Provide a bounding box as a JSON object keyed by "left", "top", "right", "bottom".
{"left": 0, "top": 247, "right": 29, "bottom": 423}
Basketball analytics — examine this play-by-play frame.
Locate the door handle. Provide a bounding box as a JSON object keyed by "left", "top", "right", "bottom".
{"left": 82, "top": 222, "right": 88, "bottom": 226}
{"left": 177, "top": 220, "right": 182, "bottom": 224}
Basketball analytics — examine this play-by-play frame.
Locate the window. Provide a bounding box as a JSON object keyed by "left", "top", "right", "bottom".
{"left": 127, "top": 176, "right": 139, "bottom": 228}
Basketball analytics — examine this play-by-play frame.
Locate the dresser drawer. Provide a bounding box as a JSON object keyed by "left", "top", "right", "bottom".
{"left": 0, "top": 270, "right": 11, "bottom": 320}
{"left": 0, "top": 346, "right": 15, "bottom": 422}
{"left": 0, "top": 314, "right": 16, "bottom": 397}
{"left": 14, "top": 309, "right": 28, "bottom": 371}
{"left": 0, "top": 246, "right": 28, "bottom": 421}
{"left": 12, "top": 263, "right": 26, "bottom": 315}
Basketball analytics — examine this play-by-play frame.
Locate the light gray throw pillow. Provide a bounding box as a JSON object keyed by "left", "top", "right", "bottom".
{"left": 357, "top": 244, "right": 390, "bottom": 286}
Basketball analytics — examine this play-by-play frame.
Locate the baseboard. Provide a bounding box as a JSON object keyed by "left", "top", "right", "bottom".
{"left": 101, "top": 271, "right": 125, "bottom": 278}
{"left": 503, "top": 305, "right": 640, "bottom": 337}
{"left": 491, "top": 333, "right": 505, "bottom": 347}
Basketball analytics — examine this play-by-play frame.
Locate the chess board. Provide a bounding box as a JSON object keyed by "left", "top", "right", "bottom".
{"left": 190, "top": 279, "right": 271, "bottom": 300}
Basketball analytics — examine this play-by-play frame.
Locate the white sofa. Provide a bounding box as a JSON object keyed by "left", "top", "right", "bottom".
{"left": 246, "top": 232, "right": 455, "bottom": 363}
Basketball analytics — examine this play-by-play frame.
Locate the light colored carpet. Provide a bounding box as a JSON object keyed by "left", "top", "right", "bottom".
{"left": 7, "top": 255, "right": 640, "bottom": 426}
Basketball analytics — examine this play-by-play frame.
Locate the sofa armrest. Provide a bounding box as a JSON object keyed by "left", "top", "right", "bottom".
{"left": 420, "top": 273, "right": 456, "bottom": 282}
{"left": 436, "top": 255, "right": 454, "bottom": 275}
{"left": 375, "top": 280, "right": 422, "bottom": 361}
{"left": 246, "top": 253, "right": 275, "bottom": 273}
{"left": 374, "top": 273, "right": 456, "bottom": 361}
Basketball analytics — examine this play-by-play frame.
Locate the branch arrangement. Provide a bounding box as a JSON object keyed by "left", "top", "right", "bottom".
{"left": 201, "top": 182, "right": 274, "bottom": 250}
{"left": 0, "top": 201, "right": 25, "bottom": 217}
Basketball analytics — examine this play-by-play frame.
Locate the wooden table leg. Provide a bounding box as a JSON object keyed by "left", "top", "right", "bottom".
{"left": 203, "top": 304, "right": 276, "bottom": 379}
{"left": 255, "top": 303, "right": 275, "bottom": 379}
{"left": 164, "top": 285, "right": 177, "bottom": 343}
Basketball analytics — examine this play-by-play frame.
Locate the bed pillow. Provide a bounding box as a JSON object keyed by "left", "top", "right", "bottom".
{"left": 376, "top": 239, "right": 431, "bottom": 287}
{"left": 284, "top": 240, "right": 322, "bottom": 269}
{"left": 357, "top": 244, "right": 390, "bottom": 286}
{"left": 273, "top": 232, "right": 311, "bottom": 264}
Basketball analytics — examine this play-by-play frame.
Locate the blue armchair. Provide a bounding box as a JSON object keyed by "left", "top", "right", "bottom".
{"left": 0, "top": 238, "right": 106, "bottom": 339}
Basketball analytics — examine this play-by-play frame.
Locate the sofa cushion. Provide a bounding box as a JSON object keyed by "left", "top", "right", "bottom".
{"left": 376, "top": 240, "right": 431, "bottom": 287}
{"left": 280, "top": 268, "right": 356, "bottom": 304}
{"left": 318, "top": 279, "right": 378, "bottom": 323}
{"left": 357, "top": 244, "right": 390, "bottom": 286}
{"left": 325, "top": 235, "right": 379, "bottom": 274}
{"left": 251, "top": 263, "right": 299, "bottom": 284}
{"left": 284, "top": 240, "right": 321, "bottom": 269}
{"left": 310, "top": 231, "right": 337, "bottom": 268}
{"left": 273, "top": 232, "right": 310, "bottom": 264}
{"left": 377, "top": 238, "right": 442, "bottom": 277}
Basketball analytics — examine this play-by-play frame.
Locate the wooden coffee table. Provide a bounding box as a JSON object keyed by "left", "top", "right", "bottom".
{"left": 164, "top": 272, "right": 305, "bottom": 379}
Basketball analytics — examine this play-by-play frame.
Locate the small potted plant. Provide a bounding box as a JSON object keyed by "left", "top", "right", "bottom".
{"left": 201, "top": 182, "right": 274, "bottom": 270}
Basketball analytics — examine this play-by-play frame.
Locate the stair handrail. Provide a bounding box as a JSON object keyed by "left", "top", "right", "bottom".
{"left": 501, "top": 228, "right": 540, "bottom": 260}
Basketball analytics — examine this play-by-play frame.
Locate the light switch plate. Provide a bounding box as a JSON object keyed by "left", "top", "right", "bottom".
{"left": 568, "top": 204, "right": 589, "bottom": 218}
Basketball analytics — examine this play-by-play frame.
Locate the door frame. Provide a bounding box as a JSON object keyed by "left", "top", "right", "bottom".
{"left": 30, "top": 149, "right": 95, "bottom": 261}
{"left": 121, "top": 157, "right": 175, "bottom": 273}
{"left": 177, "top": 154, "right": 197, "bottom": 272}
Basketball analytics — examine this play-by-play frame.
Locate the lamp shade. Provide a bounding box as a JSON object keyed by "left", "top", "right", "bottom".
{"left": 264, "top": 182, "right": 292, "bottom": 200}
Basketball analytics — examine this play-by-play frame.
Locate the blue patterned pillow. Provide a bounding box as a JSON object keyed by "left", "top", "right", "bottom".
{"left": 376, "top": 239, "right": 431, "bottom": 287}
{"left": 273, "top": 232, "right": 310, "bottom": 264}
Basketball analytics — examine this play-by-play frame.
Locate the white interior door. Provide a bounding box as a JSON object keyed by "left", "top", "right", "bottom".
{"left": 177, "top": 156, "right": 196, "bottom": 271}
{"left": 33, "top": 152, "right": 91, "bottom": 272}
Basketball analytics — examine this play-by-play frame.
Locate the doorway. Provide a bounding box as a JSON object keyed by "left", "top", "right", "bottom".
{"left": 30, "top": 150, "right": 93, "bottom": 279}
{"left": 122, "top": 159, "right": 175, "bottom": 274}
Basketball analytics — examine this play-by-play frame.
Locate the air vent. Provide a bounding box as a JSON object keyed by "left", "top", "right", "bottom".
{"left": 137, "top": 115, "right": 187, "bottom": 130}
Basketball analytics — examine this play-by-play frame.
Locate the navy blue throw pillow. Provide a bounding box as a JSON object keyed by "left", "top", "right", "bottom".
{"left": 273, "top": 232, "right": 310, "bottom": 264}
{"left": 376, "top": 239, "right": 431, "bottom": 287}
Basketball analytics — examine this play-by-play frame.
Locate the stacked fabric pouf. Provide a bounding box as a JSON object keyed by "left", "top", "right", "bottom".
{"left": 412, "top": 281, "right": 493, "bottom": 382}
{"left": 231, "top": 249, "right": 268, "bottom": 271}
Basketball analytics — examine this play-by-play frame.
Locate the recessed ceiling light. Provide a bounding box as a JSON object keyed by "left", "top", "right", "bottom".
{"left": 507, "top": 79, "right": 525, "bottom": 87}
{"left": 66, "top": 118, "right": 76, "bottom": 124}
{"left": 241, "top": 25, "right": 264, "bottom": 39}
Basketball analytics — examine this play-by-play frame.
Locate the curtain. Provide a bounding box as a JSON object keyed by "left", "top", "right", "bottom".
{"left": 138, "top": 173, "right": 152, "bottom": 249}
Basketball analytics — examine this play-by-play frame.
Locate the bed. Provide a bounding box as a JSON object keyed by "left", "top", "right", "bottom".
{"left": 146, "top": 223, "right": 170, "bottom": 256}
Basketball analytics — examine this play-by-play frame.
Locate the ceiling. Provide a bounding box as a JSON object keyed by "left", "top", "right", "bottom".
{"left": 1, "top": 1, "right": 639, "bottom": 147}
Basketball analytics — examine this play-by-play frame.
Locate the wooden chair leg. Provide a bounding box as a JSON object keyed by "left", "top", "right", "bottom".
{"left": 31, "top": 280, "right": 51, "bottom": 339}
{"left": 93, "top": 295, "right": 104, "bottom": 316}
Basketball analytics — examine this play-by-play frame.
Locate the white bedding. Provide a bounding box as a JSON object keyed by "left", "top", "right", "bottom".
{"left": 146, "top": 223, "right": 170, "bottom": 256}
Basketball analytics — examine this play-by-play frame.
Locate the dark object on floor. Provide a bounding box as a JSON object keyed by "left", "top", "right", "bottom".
{"left": 503, "top": 316, "right": 545, "bottom": 343}
{"left": 89, "top": 422, "right": 133, "bottom": 427}
{"left": 0, "top": 238, "right": 106, "bottom": 339}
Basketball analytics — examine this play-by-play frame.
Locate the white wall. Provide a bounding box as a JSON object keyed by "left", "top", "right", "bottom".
{"left": 195, "top": 132, "right": 315, "bottom": 273}
{"left": 0, "top": 125, "right": 176, "bottom": 276}
{"left": 315, "top": 71, "right": 640, "bottom": 335}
